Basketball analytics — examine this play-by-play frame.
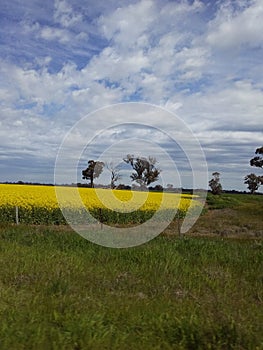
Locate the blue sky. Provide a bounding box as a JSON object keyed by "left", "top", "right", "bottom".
{"left": 0, "top": 0, "right": 262, "bottom": 190}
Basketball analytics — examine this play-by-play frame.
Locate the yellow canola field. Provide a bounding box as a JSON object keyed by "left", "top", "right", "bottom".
{"left": 0, "top": 184, "right": 200, "bottom": 212}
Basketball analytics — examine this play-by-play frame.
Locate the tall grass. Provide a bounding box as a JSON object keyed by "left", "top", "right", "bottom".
{"left": 0, "top": 205, "right": 188, "bottom": 226}
{"left": 0, "top": 224, "right": 262, "bottom": 349}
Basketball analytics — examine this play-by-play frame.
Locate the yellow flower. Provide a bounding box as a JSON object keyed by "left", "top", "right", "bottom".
{"left": 0, "top": 184, "right": 201, "bottom": 213}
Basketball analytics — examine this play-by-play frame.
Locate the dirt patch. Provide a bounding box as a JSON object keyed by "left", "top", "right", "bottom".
{"left": 163, "top": 207, "right": 263, "bottom": 238}
{"left": 191, "top": 208, "right": 263, "bottom": 238}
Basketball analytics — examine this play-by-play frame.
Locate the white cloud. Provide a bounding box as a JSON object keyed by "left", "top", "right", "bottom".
{"left": 98, "top": 0, "right": 155, "bottom": 48}
{"left": 71, "top": 83, "right": 123, "bottom": 112}
{"left": 40, "top": 26, "right": 71, "bottom": 43}
{"left": 22, "top": 21, "right": 40, "bottom": 34}
{"left": 0, "top": 0, "right": 262, "bottom": 189}
{"left": 23, "top": 20, "right": 85, "bottom": 45}
{"left": 207, "top": 0, "right": 263, "bottom": 49}
{"left": 54, "top": 0, "right": 83, "bottom": 28}
{"left": 35, "top": 56, "right": 52, "bottom": 67}
{"left": 174, "top": 46, "right": 209, "bottom": 80}
{"left": 87, "top": 0, "right": 210, "bottom": 101}
{"left": 178, "top": 79, "right": 263, "bottom": 129}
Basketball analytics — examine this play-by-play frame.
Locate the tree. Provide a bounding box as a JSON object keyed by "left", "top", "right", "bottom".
{"left": 250, "top": 146, "right": 263, "bottom": 169}
{"left": 82, "top": 160, "right": 104, "bottom": 188}
{"left": 247, "top": 146, "right": 263, "bottom": 192}
{"left": 106, "top": 162, "right": 122, "bottom": 189}
{"left": 244, "top": 173, "right": 262, "bottom": 194}
{"left": 209, "top": 172, "right": 222, "bottom": 195}
{"left": 149, "top": 184, "right": 163, "bottom": 192}
{"left": 123, "top": 154, "right": 161, "bottom": 188}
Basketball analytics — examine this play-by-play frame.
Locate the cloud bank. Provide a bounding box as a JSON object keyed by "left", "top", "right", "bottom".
{"left": 0, "top": 0, "right": 262, "bottom": 190}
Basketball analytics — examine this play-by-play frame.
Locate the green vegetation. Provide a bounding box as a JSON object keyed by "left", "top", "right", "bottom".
{"left": 82, "top": 160, "right": 105, "bottom": 188}
{"left": 0, "top": 223, "right": 262, "bottom": 350}
{"left": 189, "top": 193, "right": 263, "bottom": 238}
{"left": 209, "top": 172, "right": 223, "bottom": 195}
{"left": 206, "top": 193, "right": 243, "bottom": 210}
{"left": 206, "top": 192, "right": 263, "bottom": 210}
{"left": 0, "top": 206, "right": 188, "bottom": 226}
{"left": 0, "top": 205, "right": 66, "bottom": 225}
{"left": 123, "top": 154, "right": 161, "bottom": 187}
{"left": 0, "top": 193, "right": 262, "bottom": 349}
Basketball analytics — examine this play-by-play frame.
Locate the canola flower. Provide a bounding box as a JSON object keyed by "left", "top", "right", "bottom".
{"left": 0, "top": 184, "right": 201, "bottom": 224}
{"left": 0, "top": 184, "right": 199, "bottom": 210}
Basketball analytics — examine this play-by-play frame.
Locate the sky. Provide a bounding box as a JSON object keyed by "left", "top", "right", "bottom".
{"left": 0, "top": 0, "right": 262, "bottom": 190}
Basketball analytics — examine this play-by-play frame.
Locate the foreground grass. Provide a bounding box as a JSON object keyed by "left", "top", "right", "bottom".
{"left": 0, "top": 224, "right": 262, "bottom": 349}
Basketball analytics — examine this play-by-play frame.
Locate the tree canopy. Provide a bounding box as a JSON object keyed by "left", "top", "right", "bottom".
{"left": 123, "top": 155, "right": 161, "bottom": 188}
{"left": 209, "top": 172, "right": 222, "bottom": 195}
{"left": 246, "top": 146, "right": 263, "bottom": 193}
{"left": 82, "top": 160, "right": 104, "bottom": 188}
{"left": 244, "top": 173, "right": 262, "bottom": 194}
{"left": 250, "top": 146, "right": 263, "bottom": 168}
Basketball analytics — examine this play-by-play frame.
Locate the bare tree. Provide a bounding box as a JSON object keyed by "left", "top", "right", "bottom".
{"left": 106, "top": 162, "right": 122, "bottom": 189}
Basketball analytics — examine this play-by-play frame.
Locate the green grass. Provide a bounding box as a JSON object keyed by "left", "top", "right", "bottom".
{"left": 206, "top": 192, "right": 263, "bottom": 211}
{"left": 187, "top": 193, "right": 263, "bottom": 238}
{"left": 0, "top": 224, "right": 262, "bottom": 349}
{"left": 206, "top": 193, "right": 243, "bottom": 209}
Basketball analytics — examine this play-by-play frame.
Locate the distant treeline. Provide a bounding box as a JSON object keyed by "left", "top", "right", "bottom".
{"left": 1, "top": 181, "right": 261, "bottom": 194}
{"left": 219, "top": 189, "right": 263, "bottom": 195}
{"left": 1, "top": 181, "right": 54, "bottom": 186}
{"left": 1, "top": 181, "right": 190, "bottom": 193}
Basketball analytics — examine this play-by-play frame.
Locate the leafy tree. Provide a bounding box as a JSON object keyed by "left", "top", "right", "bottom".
{"left": 250, "top": 146, "right": 263, "bottom": 168}
{"left": 247, "top": 146, "right": 263, "bottom": 193}
{"left": 209, "top": 172, "right": 222, "bottom": 195}
{"left": 244, "top": 173, "right": 262, "bottom": 194}
{"left": 82, "top": 160, "right": 104, "bottom": 188}
{"left": 149, "top": 184, "right": 163, "bottom": 192}
{"left": 123, "top": 154, "right": 161, "bottom": 188}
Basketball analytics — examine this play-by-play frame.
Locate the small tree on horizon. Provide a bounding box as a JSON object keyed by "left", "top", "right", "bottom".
{"left": 82, "top": 160, "right": 104, "bottom": 188}
{"left": 246, "top": 146, "right": 263, "bottom": 193}
{"left": 244, "top": 173, "right": 261, "bottom": 194}
{"left": 209, "top": 172, "right": 222, "bottom": 195}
